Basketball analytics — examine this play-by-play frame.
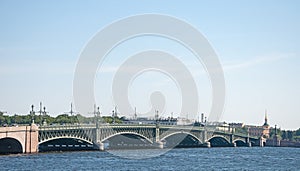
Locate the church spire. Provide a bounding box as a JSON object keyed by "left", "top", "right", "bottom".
{"left": 263, "top": 109, "right": 269, "bottom": 127}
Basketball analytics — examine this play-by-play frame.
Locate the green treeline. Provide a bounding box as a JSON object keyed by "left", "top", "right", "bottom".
{"left": 0, "top": 112, "right": 123, "bottom": 126}
{"left": 269, "top": 128, "right": 300, "bottom": 141}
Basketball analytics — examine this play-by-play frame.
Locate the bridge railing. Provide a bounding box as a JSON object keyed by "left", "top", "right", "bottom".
{"left": 39, "top": 124, "right": 95, "bottom": 130}
{"left": 233, "top": 132, "right": 259, "bottom": 139}
{"left": 212, "top": 129, "right": 259, "bottom": 139}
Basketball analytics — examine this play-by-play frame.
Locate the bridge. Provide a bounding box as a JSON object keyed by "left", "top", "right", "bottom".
{"left": 0, "top": 124, "right": 38, "bottom": 154}
{"left": 0, "top": 123, "right": 262, "bottom": 154}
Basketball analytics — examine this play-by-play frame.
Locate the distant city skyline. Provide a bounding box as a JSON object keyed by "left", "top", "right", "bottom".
{"left": 0, "top": 1, "right": 299, "bottom": 130}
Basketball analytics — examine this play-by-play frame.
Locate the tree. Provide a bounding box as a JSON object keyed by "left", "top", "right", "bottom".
{"left": 269, "top": 128, "right": 282, "bottom": 138}
{"left": 281, "top": 131, "right": 287, "bottom": 140}
{"left": 0, "top": 113, "right": 5, "bottom": 125}
{"left": 55, "top": 114, "right": 72, "bottom": 124}
{"left": 287, "top": 130, "right": 294, "bottom": 141}
{"left": 0, "top": 113, "right": 123, "bottom": 126}
{"left": 295, "top": 128, "right": 300, "bottom": 136}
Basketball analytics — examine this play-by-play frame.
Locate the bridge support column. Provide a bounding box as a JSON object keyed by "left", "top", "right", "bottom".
{"left": 202, "top": 142, "right": 211, "bottom": 148}
{"left": 154, "top": 141, "right": 164, "bottom": 149}
{"left": 229, "top": 131, "right": 237, "bottom": 147}
{"left": 93, "top": 142, "right": 105, "bottom": 151}
{"left": 93, "top": 125, "right": 105, "bottom": 150}
{"left": 245, "top": 137, "right": 252, "bottom": 147}
{"left": 154, "top": 125, "right": 163, "bottom": 149}
{"left": 155, "top": 125, "right": 159, "bottom": 143}
{"left": 230, "top": 132, "right": 234, "bottom": 142}
{"left": 259, "top": 137, "right": 265, "bottom": 147}
{"left": 202, "top": 128, "right": 207, "bottom": 143}
{"left": 26, "top": 124, "right": 39, "bottom": 153}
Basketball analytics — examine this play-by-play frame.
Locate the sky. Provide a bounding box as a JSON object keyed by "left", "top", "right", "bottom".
{"left": 0, "top": 0, "right": 299, "bottom": 130}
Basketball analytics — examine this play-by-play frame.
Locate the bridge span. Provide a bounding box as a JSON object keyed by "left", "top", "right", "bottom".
{"left": 0, "top": 123, "right": 262, "bottom": 154}
{"left": 0, "top": 124, "right": 38, "bottom": 154}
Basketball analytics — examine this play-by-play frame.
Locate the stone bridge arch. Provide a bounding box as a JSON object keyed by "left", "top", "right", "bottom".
{"left": 233, "top": 139, "right": 247, "bottom": 147}
{"left": 0, "top": 137, "right": 23, "bottom": 154}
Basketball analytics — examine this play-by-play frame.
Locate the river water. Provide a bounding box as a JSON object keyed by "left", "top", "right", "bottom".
{"left": 0, "top": 147, "right": 299, "bottom": 171}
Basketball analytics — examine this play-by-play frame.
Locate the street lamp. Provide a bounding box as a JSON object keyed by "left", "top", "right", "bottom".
{"left": 30, "top": 104, "right": 35, "bottom": 124}
{"left": 42, "top": 106, "right": 48, "bottom": 126}
{"left": 155, "top": 110, "right": 159, "bottom": 126}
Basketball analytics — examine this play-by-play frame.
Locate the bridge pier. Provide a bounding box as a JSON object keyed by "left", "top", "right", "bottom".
{"left": 231, "top": 142, "right": 236, "bottom": 147}
{"left": 202, "top": 142, "right": 211, "bottom": 148}
{"left": 153, "top": 124, "right": 163, "bottom": 149}
{"left": 26, "top": 124, "right": 39, "bottom": 153}
{"left": 154, "top": 141, "right": 164, "bottom": 149}
{"left": 259, "top": 137, "right": 266, "bottom": 147}
{"left": 245, "top": 136, "right": 252, "bottom": 147}
{"left": 93, "top": 142, "right": 105, "bottom": 151}
{"left": 229, "top": 130, "right": 237, "bottom": 147}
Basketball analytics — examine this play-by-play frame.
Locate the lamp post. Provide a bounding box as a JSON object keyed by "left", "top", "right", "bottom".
{"left": 42, "top": 106, "right": 48, "bottom": 126}
{"left": 30, "top": 105, "right": 35, "bottom": 124}
{"left": 112, "top": 106, "right": 118, "bottom": 124}
{"left": 155, "top": 110, "right": 159, "bottom": 126}
{"left": 38, "top": 102, "right": 43, "bottom": 126}
{"left": 96, "top": 106, "right": 100, "bottom": 128}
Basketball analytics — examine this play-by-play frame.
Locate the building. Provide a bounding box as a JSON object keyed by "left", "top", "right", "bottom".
{"left": 247, "top": 112, "right": 270, "bottom": 138}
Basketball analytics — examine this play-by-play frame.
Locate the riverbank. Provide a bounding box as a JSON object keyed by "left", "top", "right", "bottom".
{"left": 266, "top": 139, "right": 300, "bottom": 148}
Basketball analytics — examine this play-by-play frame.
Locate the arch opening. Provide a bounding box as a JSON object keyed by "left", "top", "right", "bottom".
{"left": 234, "top": 140, "right": 247, "bottom": 147}
{"left": 208, "top": 136, "right": 231, "bottom": 147}
{"left": 163, "top": 133, "right": 202, "bottom": 148}
{"left": 251, "top": 141, "right": 258, "bottom": 146}
{"left": 0, "top": 137, "right": 23, "bottom": 154}
{"left": 39, "top": 138, "right": 94, "bottom": 152}
{"left": 103, "top": 133, "right": 153, "bottom": 149}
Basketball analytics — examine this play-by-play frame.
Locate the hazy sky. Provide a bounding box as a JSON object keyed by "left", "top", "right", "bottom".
{"left": 0, "top": 1, "right": 299, "bottom": 130}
